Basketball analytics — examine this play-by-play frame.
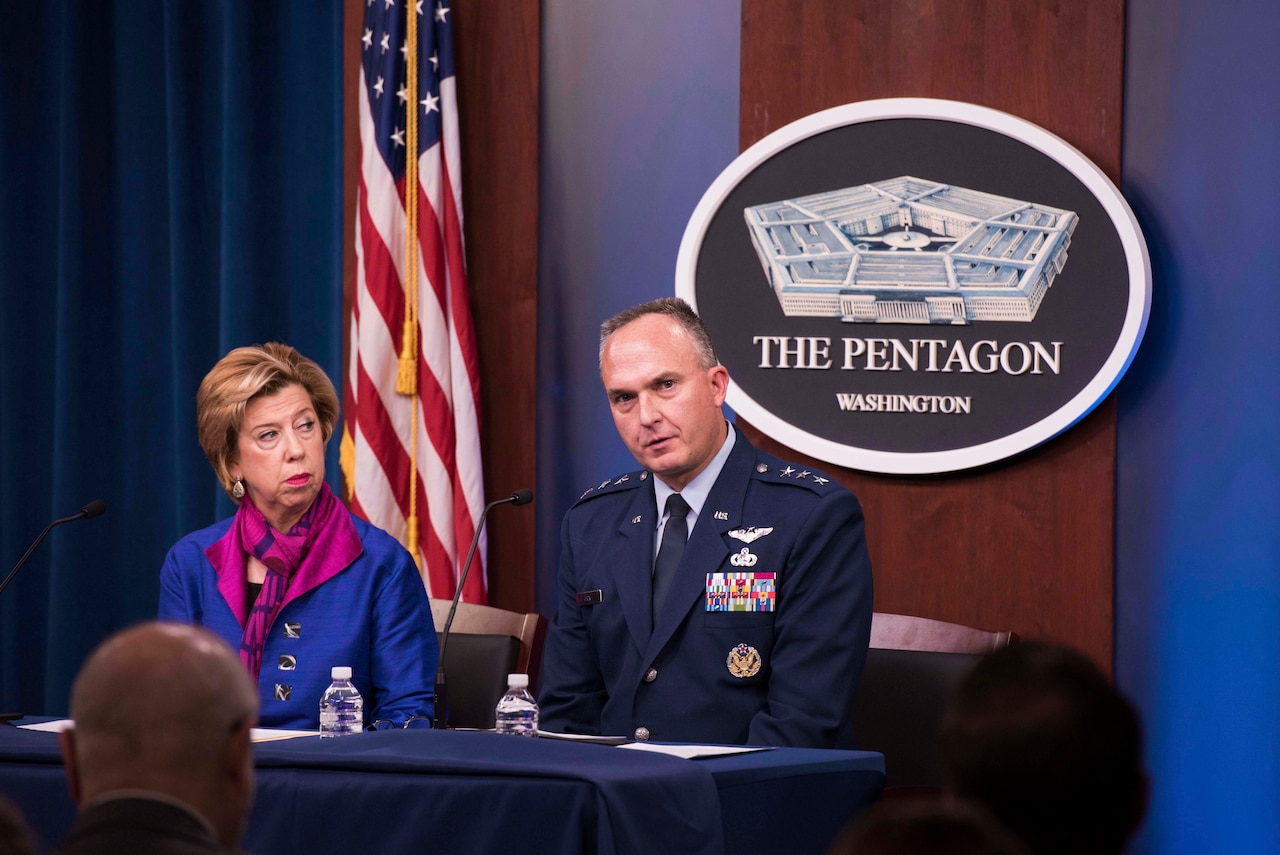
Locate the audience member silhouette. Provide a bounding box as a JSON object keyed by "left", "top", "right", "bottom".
{"left": 827, "top": 796, "right": 1028, "bottom": 855}
{"left": 938, "top": 642, "right": 1148, "bottom": 855}
{"left": 55, "top": 622, "right": 258, "bottom": 854}
{"left": 0, "top": 796, "right": 36, "bottom": 855}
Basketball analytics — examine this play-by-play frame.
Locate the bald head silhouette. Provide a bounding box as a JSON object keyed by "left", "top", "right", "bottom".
{"left": 0, "top": 796, "right": 35, "bottom": 855}
{"left": 827, "top": 797, "right": 1028, "bottom": 855}
{"left": 59, "top": 622, "right": 258, "bottom": 848}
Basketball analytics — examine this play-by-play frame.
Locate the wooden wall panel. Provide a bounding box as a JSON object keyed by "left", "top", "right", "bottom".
{"left": 343, "top": 0, "right": 540, "bottom": 613}
{"left": 453, "top": 0, "right": 540, "bottom": 613}
{"left": 739, "top": 0, "right": 1124, "bottom": 669}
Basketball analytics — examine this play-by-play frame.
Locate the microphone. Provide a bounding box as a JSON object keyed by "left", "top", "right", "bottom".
{"left": 0, "top": 500, "right": 108, "bottom": 597}
{"left": 433, "top": 489, "right": 533, "bottom": 730}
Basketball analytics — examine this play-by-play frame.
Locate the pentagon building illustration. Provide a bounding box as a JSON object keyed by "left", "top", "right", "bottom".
{"left": 743, "top": 177, "right": 1077, "bottom": 324}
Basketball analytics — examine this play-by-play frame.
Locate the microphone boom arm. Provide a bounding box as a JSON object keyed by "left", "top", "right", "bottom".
{"left": 433, "top": 489, "right": 532, "bottom": 730}
{"left": 0, "top": 500, "right": 107, "bottom": 598}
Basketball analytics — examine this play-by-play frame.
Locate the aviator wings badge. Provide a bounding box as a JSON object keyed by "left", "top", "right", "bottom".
{"left": 728, "top": 527, "right": 774, "bottom": 544}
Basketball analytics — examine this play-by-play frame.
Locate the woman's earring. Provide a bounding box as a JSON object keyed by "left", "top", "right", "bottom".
{"left": 231, "top": 478, "right": 245, "bottom": 499}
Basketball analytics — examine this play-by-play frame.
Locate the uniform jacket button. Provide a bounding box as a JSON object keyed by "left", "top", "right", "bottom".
{"left": 634, "top": 726, "right": 650, "bottom": 742}
{"left": 644, "top": 667, "right": 658, "bottom": 683}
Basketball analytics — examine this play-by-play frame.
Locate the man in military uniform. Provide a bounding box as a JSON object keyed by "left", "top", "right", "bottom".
{"left": 538, "top": 298, "right": 873, "bottom": 747}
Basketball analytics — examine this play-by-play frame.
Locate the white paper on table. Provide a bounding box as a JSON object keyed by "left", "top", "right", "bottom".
{"left": 249, "top": 728, "right": 319, "bottom": 742}
{"left": 535, "top": 730, "right": 629, "bottom": 745}
{"left": 18, "top": 719, "right": 72, "bottom": 733}
{"left": 617, "top": 742, "right": 773, "bottom": 759}
{"left": 18, "top": 718, "right": 314, "bottom": 743}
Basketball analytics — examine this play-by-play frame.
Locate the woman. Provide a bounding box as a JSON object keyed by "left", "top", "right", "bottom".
{"left": 159, "top": 343, "right": 437, "bottom": 730}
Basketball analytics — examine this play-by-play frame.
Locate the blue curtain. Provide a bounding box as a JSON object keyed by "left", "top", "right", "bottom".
{"left": 0, "top": 1, "right": 344, "bottom": 716}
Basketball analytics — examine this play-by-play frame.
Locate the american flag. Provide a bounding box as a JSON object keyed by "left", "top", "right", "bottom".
{"left": 343, "top": 0, "right": 486, "bottom": 602}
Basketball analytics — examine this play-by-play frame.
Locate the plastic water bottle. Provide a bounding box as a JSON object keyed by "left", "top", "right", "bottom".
{"left": 494, "top": 673, "right": 538, "bottom": 736}
{"left": 319, "top": 666, "right": 364, "bottom": 737}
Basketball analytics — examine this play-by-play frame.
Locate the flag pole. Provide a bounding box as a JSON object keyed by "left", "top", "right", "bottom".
{"left": 399, "top": 3, "right": 422, "bottom": 570}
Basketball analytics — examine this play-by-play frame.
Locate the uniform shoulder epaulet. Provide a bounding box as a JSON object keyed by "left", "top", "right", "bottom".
{"left": 574, "top": 470, "right": 648, "bottom": 505}
{"left": 749, "top": 456, "right": 841, "bottom": 495}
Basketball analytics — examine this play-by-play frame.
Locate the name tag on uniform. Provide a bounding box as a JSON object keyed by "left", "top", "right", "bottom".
{"left": 705, "top": 572, "right": 776, "bottom": 612}
{"left": 575, "top": 589, "right": 604, "bottom": 607}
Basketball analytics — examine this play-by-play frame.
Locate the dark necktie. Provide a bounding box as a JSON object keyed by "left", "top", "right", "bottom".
{"left": 652, "top": 494, "right": 691, "bottom": 622}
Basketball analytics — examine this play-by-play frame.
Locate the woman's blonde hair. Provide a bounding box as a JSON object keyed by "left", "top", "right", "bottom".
{"left": 196, "top": 343, "right": 339, "bottom": 500}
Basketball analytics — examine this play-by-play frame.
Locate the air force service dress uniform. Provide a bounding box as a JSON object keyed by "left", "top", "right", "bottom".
{"left": 537, "top": 431, "right": 873, "bottom": 748}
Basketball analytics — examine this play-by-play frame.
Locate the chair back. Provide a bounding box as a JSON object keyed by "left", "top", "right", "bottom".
{"left": 851, "top": 613, "right": 1016, "bottom": 788}
{"left": 869, "top": 612, "right": 1016, "bottom": 653}
{"left": 430, "top": 599, "right": 546, "bottom": 729}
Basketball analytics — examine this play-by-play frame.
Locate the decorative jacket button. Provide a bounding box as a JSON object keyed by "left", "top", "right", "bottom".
{"left": 634, "top": 726, "right": 650, "bottom": 742}
{"left": 644, "top": 668, "right": 658, "bottom": 683}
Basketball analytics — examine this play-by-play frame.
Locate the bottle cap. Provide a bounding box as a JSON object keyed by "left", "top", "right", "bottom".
{"left": 507, "top": 673, "right": 529, "bottom": 688}
{"left": 331, "top": 666, "right": 353, "bottom": 680}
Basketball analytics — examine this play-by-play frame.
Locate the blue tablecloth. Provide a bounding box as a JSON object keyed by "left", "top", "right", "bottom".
{"left": 0, "top": 723, "right": 883, "bottom": 855}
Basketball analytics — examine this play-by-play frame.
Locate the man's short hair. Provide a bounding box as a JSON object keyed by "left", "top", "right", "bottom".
{"left": 827, "top": 797, "right": 1028, "bottom": 855}
{"left": 599, "top": 297, "right": 718, "bottom": 370}
{"left": 938, "top": 642, "right": 1146, "bottom": 855}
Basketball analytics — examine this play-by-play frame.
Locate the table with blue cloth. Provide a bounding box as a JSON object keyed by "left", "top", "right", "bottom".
{"left": 0, "top": 723, "right": 884, "bottom": 855}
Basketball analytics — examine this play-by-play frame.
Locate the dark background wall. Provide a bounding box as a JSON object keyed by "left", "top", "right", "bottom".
{"left": 535, "top": 0, "right": 740, "bottom": 619}
{"left": 1117, "top": 0, "right": 1279, "bottom": 849}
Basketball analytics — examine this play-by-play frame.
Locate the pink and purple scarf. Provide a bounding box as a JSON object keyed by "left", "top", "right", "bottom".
{"left": 206, "top": 483, "right": 362, "bottom": 680}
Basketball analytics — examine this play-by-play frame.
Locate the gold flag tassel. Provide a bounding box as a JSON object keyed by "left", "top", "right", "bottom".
{"left": 339, "top": 424, "right": 356, "bottom": 502}
{"left": 405, "top": 516, "right": 420, "bottom": 569}
{"left": 395, "top": 318, "right": 417, "bottom": 394}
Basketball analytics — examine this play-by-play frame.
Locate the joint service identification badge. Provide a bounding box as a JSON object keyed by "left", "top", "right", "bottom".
{"left": 727, "top": 642, "right": 762, "bottom": 678}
